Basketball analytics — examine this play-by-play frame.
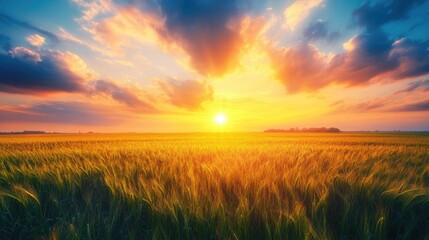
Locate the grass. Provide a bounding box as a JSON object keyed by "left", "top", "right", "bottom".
{"left": 0, "top": 132, "right": 429, "bottom": 239}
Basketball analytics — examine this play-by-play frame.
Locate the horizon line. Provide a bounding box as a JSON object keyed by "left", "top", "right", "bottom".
{"left": 1, "top": 130, "right": 429, "bottom": 135}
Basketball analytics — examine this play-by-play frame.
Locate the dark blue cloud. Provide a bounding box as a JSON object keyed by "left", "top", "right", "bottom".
{"left": 0, "top": 48, "right": 87, "bottom": 94}
{"left": 303, "top": 20, "right": 339, "bottom": 43}
{"left": 389, "top": 38, "right": 429, "bottom": 79}
{"left": 0, "top": 15, "right": 75, "bottom": 93}
{"left": 330, "top": 29, "right": 400, "bottom": 84}
{"left": 352, "top": 0, "right": 428, "bottom": 30}
{"left": 336, "top": 0, "right": 429, "bottom": 85}
{"left": 0, "top": 48, "right": 86, "bottom": 94}
{"left": 0, "top": 101, "right": 121, "bottom": 125}
{"left": 0, "top": 13, "right": 60, "bottom": 45}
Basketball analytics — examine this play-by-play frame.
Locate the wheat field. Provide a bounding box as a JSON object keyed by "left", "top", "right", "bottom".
{"left": 1, "top": 133, "right": 428, "bottom": 239}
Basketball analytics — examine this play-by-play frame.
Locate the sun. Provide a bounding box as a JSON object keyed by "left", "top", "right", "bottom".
{"left": 214, "top": 113, "right": 227, "bottom": 125}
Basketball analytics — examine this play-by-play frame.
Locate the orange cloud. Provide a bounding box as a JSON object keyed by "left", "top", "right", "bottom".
{"left": 86, "top": 2, "right": 268, "bottom": 77}
{"left": 92, "top": 7, "right": 167, "bottom": 52}
{"left": 49, "top": 50, "right": 98, "bottom": 81}
{"left": 271, "top": 30, "right": 429, "bottom": 93}
{"left": 26, "top": 34, "right": 45, "bottom": 47}
{"left": 270, "top": 43, "right": 330, "bottom": 93}
{"left": 158, "top": 79, "right": 213, "bottom": 110}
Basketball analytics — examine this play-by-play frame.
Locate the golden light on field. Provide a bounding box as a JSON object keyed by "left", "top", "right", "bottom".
{"left": 214, "top": 113, "right": 227, "bottom": 125}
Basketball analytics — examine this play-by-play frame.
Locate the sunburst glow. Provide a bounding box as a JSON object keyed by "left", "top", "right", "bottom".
{"left": 214, "top": 113, "right": 227, "bottom": 125}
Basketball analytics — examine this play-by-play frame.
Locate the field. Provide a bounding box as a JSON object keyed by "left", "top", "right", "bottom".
{"left": 1, "top": 133, "right": 429, "bottom": 239}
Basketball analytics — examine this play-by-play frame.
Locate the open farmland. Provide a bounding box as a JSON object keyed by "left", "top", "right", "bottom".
{"left": 1, "top": 133, "right": 429, "bottom": 239}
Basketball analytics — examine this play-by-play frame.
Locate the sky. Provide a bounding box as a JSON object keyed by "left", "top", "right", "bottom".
{"left": 1, "top": 0, "right": 429, "bottom": 132}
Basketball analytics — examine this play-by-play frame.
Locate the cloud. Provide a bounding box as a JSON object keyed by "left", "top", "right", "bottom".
{"left": 8, "top": 46, "right": 42, "bottom": 62}
{"left": 328, "top": 30, "right": 400, "bottom": 85}
{"left": 302, "top": 20, "right": 339, "bottom": 43}
{"left": 0, "top": 42, "right": 165, "bottom": 112}
{"left": 0, "top": 47, "right": 92, "bottom": 94}
{"left": 0, "top": 101, "right": 121, "bottom": 125}
{"left": 86, "top": 1, "right": 267, "bottom": 76}
{"left": 154, "top": 0, "right": 246, "bottom": 76}
{"left": 58, "top": 27, "right": 84, "bottom": 45}
{"left": 26, "top": 34, "right": 45, "bottom": 47}
{"left": 349, "top": 99, "right": 391, "bottom": 112}
{"left": 0, "top": 13, "right": 60, "bottom": 44}
{"left": 71, "top": 0, "right": 113, "bottom": 22}
{"left": 352, "top": 0, "right": 427, "bottom": 31}
{"left": 158, "top": 79, "right": 213, "bottom": 110}
{"left": 91, "top": 7, "right": 163, "bottom": 52}
{"left": 0, "top": 44, "right": 157, "bottom": 111}
{"left": 331, "top": 33, "right": 429, "bottom": 85}
{"left": 271, "top": 0, "right": 429, "bottom": 93}
{"left": 282, "top": 0, "right": 323, "bottom": 31}
{"left": 57, "top": 27, "right": 119, "bottom": 59}
{"left": 333, "top": 79, "right": 429, "bottom": 113}
{"left": 271, "top": 29, "right": 429, "bottom": 93}
{"left": 388, "top": 38, "right": 429, "bottom": 79}
{"left": 393, "top": 98, "right": 429, "bottom": 111}
{"left": 0, "top": 45, "right": 207, "bottom": 111}
{"left": 396, "top": 79, "right": 429, "bottom": 93}
{"left": 270, "top": 43, "right": 330, "bottom": 93}
{"left": 347, "top": 98, "right": 429, "bottom": 113}
{"left": 92, "top": 80, "right": 156, "bottom": 112}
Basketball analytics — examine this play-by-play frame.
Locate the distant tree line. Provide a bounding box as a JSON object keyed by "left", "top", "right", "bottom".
{"left": 0, "top": 131, "right": 47, "bottom": 135}
{"left": 264, "top": 127, "right": 341, "bottom": 133}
